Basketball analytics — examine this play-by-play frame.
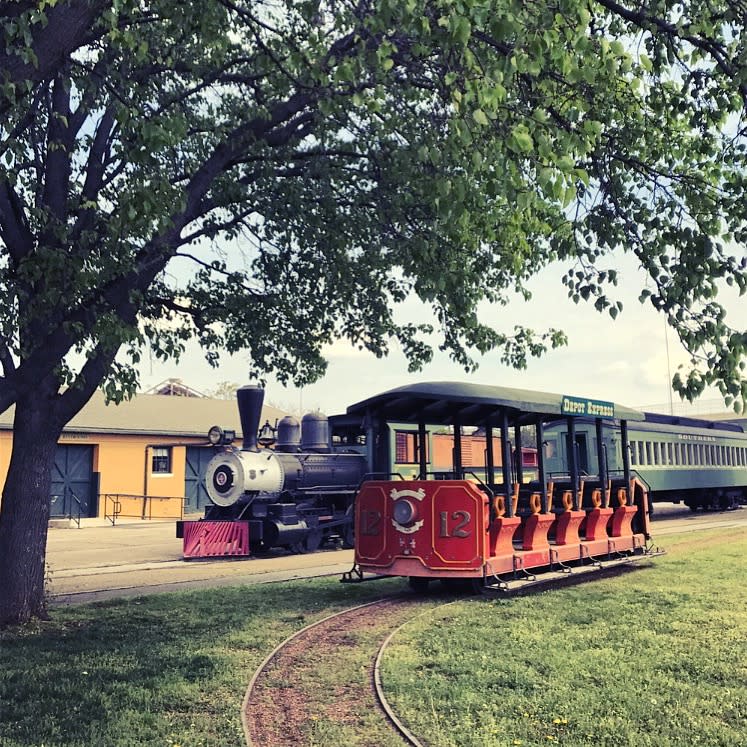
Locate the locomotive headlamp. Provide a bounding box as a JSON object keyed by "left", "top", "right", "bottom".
{"left": 393, "top": 498, "right": 418, "bottom": 525}
{"left": 208, "top": 426, "right": 236, "bottom": 445}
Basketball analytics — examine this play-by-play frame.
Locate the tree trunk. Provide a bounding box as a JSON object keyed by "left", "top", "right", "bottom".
{"left": 0, "top": 391, "right": 63, "bottom": 626}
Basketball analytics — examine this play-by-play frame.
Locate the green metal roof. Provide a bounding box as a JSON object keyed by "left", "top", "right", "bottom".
{"left": 346, "top": 381, "right": 645, "bottom": 425}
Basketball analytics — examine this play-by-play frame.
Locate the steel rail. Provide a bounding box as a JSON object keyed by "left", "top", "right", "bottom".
{"left": 242, "top": 594, "right": 427, "bottom": 747}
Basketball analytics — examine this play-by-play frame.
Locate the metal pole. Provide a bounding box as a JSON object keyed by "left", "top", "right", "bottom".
{"left": 485, "top": 423, "right": 495, "bottom": 486}
{"left": 595, "top": 418, "right": 608, "bottom": 490}
{"left": 418, "top": 420, "right": 428, "bottom": 479}
{"left": 536, "top": 419, "right": 548, "bottom": 513}
{"left": 567, "top": 417, "right": 579, "bottom": 510}
{"left": 514, "top": 424, "right": 524, "bottom": 485}
{"left": 453, "top": 416, "right": 463, "bottom": 480}
{"left": 501, "top": 411, "right": 513, "bottom": 517}
{"left": 621, "top": 419, "right": 631, "bottom": 492}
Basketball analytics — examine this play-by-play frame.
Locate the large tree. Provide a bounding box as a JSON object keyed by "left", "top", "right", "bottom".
{"left": 1, "top": 0, "right": 745, "bottom": 625}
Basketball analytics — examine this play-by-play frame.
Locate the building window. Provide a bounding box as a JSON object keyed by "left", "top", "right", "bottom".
{"left": 152, "top": 447, "right": 172, "bottom": 474}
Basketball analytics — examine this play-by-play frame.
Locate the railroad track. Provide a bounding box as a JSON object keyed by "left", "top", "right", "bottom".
{"left": 242, "top": 594, "right": 441, "bottom": 747}
{"left": 241, "top": 511, "right": 746, "bottom": 745}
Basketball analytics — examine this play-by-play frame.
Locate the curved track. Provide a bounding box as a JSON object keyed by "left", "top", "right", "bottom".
{"left": 242, "top": 595, "right": 438, "bottom": 747}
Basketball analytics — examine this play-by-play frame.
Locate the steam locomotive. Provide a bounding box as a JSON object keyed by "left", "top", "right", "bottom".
{"left": 177, "top": 385, "right": 367, "bottom": 558}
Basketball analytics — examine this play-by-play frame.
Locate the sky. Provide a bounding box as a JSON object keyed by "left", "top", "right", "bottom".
{"left": 137, "top": 252, "right": 745, "bottom": 419}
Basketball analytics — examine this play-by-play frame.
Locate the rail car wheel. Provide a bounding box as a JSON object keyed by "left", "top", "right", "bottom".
{"left": 408, "top": 576, "right": 430, "bottom": 593}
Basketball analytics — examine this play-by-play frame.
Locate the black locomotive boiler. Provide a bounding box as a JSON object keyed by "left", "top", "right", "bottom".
{"left": 177, "top": 385, "right": 367, "bottom": 558}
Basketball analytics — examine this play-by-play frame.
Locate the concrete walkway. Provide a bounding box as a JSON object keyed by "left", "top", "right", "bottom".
{"left": 46, "top": 519, "right": 356, "bottom": 605}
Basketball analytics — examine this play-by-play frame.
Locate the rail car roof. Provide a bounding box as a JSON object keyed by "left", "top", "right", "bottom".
{"left": 642, "top": 411, "right": 745, "bottom": 433}
{"left": 346, "top": 381, "right": 645, "bottom": 425}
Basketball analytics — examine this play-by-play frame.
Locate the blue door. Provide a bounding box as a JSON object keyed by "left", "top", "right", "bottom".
{"left": 184, "top": 446, "right": 214, "bottom": 514}
{"left": 50, "top": 445, "right": 95, "bottom": 518}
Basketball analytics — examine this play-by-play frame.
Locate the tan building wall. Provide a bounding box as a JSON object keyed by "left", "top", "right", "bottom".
{"left": 0, "top": 389, "right": 287, "bottom": 520}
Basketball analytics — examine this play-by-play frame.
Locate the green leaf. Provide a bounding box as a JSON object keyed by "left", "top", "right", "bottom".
{"left": 472, "top": 108, "right": 489, "bottom": 126}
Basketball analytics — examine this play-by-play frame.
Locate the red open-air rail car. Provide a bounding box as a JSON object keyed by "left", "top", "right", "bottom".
{"left": 347, "top": 382, "right": 659, "bottom": 591}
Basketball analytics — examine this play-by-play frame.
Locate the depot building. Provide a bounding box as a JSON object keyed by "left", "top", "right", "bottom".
{"left": 0, "top": 382, "right": 284, "bottom": 522}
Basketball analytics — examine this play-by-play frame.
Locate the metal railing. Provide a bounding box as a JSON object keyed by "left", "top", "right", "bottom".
{"left": 103, "top": 494, "right": 185, "bottom": 526}
{"left": 50, "top": 491, "right": 84, "bottom": 528}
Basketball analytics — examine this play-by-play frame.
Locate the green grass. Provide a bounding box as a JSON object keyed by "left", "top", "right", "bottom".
{"left": 1, "top": 529, "right": 745, "bottom": 746}
{"left": 380, "top": 528, "right": 747, "bottom": 747}
{"left": 0, "top": 577, "right": 403, "bottom": 747}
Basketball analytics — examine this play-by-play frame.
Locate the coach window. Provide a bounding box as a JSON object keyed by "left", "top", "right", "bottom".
{"left": 653, "top": 442, "right": 660, "bottom": 465}
{"left": 152, "top": 447, "right": 172, "bottom": 474}
{"left": 629, "top": 441, "right": 637, "bottom": 466}
{"left": 666, "top": 442, "right": 673, "bottom": 465}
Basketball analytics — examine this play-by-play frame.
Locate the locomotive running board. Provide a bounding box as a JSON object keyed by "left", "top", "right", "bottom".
{"left": 481, "top": 547, "right": 666, "bottom": 595}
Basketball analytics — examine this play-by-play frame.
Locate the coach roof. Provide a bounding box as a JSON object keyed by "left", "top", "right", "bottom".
{"left": 346, "top": 381, "right": 645, "bottom": 424}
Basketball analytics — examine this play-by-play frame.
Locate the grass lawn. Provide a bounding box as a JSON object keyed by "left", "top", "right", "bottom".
{"left": 1, "top": 527, "right": 744, "bottom": 746}
{"left": 380, "top": 527, "right": 747, "bottom": 746}
{"left": 0, "top": 577, "right": 403, "bottom": 747}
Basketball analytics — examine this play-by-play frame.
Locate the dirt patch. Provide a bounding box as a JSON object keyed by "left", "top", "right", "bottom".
{"left": 244, "top": 598, "right": 424, "bottom": 746}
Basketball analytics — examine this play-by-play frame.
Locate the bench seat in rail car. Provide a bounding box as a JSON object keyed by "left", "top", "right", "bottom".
{"left": 486, "top": 477, "right": 636, "bottom": 548}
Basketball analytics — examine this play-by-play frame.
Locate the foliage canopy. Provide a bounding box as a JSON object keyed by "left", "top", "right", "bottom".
{"left": 0, "top": 0, "right": 745, "bottom": 417}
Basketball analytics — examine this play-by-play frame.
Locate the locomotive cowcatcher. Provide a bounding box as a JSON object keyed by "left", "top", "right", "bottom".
{"left": 346, "top": 382, "right": 662, "bottom": 591}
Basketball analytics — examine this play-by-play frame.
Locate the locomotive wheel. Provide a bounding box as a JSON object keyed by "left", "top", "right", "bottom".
{"left": 304, "top": 529, "right": 323, "bottom": 553}
{"left": 292, "top": 530, "right": 323, "bottom": 554}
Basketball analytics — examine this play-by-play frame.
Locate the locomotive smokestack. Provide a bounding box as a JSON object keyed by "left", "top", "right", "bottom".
{"left": 236, "top": 385, "right": 265, "bottom": 451}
